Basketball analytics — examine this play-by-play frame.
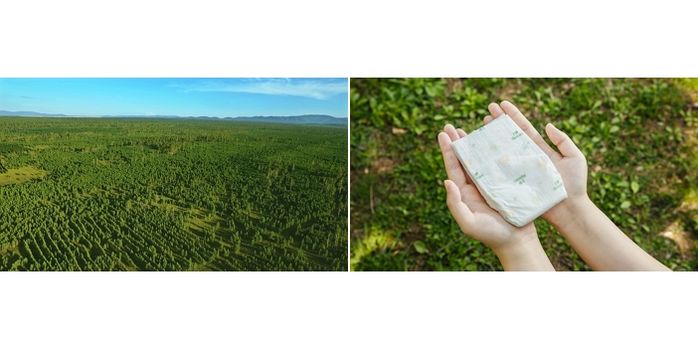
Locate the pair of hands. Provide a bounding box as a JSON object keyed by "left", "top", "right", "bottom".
{"left": 437, "top": 101, "right": 588, "bottom": 268}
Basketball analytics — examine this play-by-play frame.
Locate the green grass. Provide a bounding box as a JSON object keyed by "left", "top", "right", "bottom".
{"left": 350, "top": 78, "right": 697, "bottom": 271}
{"left": 0, "top": 117, "right": 347, "bottom": 271}
{"left": 0, "top": 166, "right": 48, "bottom": 186}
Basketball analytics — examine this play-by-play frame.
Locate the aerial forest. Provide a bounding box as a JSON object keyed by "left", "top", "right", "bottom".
{"left": 0, "top": 117, "right": 347, "bottom": 271}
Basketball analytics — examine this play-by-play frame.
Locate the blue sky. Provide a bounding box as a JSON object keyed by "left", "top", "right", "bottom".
{"left": 0, "top": 78, "right": 348, "bottom": 117}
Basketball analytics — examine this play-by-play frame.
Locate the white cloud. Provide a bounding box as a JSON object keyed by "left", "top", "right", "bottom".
{"left": 178, "top": 78, "right": 347, "bottom": 100}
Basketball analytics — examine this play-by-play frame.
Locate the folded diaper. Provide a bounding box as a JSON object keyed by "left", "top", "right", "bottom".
{"left": 450, "top": 114, "right": 567, "bottom": 227}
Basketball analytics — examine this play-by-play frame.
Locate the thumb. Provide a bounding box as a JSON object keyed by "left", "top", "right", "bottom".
{"left": 545, "top": 123, "right": 584, "bottom": 159}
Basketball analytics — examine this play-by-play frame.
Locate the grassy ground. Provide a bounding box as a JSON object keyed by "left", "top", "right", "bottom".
{"left": 351, "top": 78, "right": 697, "bottom": 271}
{"left": 0, "top": 166, "right": 48, "bottom": 186}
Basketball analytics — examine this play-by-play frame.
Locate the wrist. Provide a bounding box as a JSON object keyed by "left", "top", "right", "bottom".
{"left": 546, "top": 194, "right": 595, "bottom": 234}
{"left": 492, "top": 235, "right": 554, "bottom": 271}
{"left": 491, "top": 234, "right": 539, "bottom": 256}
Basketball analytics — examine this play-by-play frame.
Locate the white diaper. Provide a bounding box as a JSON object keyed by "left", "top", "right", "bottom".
{"left": 450, "top": 114, "right": 567, "bottom": 227}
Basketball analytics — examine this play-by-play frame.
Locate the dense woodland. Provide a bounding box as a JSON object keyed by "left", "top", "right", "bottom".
{"left": 0, "top": 117, "right": 347, "bottom": 271}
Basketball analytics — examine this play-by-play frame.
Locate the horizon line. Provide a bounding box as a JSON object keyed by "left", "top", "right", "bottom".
{"left": 0, "top": 109, "right": 348, "bottom": 119}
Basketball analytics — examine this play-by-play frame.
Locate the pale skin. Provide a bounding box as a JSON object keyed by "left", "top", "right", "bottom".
{"left": 438, "top": 100, "right": 669, "bottom": 271}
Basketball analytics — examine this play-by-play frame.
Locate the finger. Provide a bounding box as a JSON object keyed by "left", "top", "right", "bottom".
{"left": 460, "top": 183, "right": 485, "bottom": 203}
{"left": 438, "top": 132, "right": 469, "bottom": 185}
{"left": 444, "top": 180, "right": 475, "bottom": 229}
{"left": 545, "top": 123, "right": 585, "bottom": 159}
{"left": 441, "top": 130, "right": 473, "bottom": 184}
{"left": 488, "top": 102, "right": 504, "bottom": 118}
{"left": 443, "top": 124, "right": 460, "bottom": 141}
{"left": 500, "top": 100, "right": 561, "bottom": 161}
{"left": 483, "top": 115, "right": 493, "bottom": 124}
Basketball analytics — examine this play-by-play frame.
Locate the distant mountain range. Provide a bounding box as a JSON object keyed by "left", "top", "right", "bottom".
{"left": 0, "top": 110, "right": 347, "bottom": 125}
{"left": 0, "top": 110, "right": 68, "bottom": 117}
{"left": 230, "top": 115, "right": 346, "bottom": 125}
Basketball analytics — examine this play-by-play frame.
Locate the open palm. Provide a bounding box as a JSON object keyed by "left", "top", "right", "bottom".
{"left": 437, "top": 124, "right": 538, "bottom": 251}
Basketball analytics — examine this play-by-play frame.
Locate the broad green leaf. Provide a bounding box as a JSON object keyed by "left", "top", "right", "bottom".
{"left": 414, "top": 241, "right": 428, "bottom": 254}
{"left": 631, "top": 181, "right": 640, "bottom": 193}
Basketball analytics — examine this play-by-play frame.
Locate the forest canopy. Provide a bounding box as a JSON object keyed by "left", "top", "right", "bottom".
{"left": 0, "top": 117, "right": 348, "bottom": 271}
